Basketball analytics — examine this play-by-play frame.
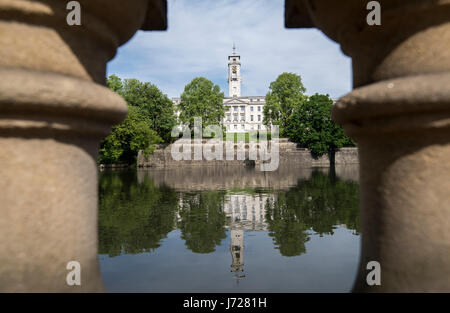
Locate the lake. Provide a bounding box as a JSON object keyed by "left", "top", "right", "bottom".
{"left": 98, "top": 165, "right": 361, "bottom": 292}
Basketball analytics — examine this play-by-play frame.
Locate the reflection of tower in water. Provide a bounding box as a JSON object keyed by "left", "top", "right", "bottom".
{"left": 230, "top": 229, "right": 245, "bottom": 281}
{"left": 225, "top": 193, "right": 272, "bottom": 282}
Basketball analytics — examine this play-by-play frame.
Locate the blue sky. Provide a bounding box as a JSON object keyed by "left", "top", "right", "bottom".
{"left": 107, "top": 0, "right": 352, "bottom": 99}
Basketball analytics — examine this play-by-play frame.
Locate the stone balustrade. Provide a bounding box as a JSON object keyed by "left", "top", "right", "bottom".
{"left": 1, "top": 0, "right": 448, "bottom": 292}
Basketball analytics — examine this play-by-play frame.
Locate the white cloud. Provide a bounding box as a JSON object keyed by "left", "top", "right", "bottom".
{"left": 107, "top": 0, "right": 352, "bottom": 99}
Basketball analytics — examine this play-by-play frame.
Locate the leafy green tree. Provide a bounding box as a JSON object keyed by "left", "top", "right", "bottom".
{"left": 286, "top": 93, "right": 354, "bottom": 158}
{"left": 99, "top": 75, "right": 177, "bottom": 164}
{"left": 179, "top": 77, "right": 225, "bottom": 130}
{"left": 108, "top": 76, "right": 177, "bottom": 143}
{"left": 263, "top": 73, "right": 307, "bottom": 136}
{"left": 106, "top": 74, "right": 124, "bottom": 95}
{"left": 99, "top": 106, "right": 162, "bottom": 164}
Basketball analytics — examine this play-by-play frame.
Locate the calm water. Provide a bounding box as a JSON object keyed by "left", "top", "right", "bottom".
{"left": 98, "top": 165, "right": 361, "bottom": 292}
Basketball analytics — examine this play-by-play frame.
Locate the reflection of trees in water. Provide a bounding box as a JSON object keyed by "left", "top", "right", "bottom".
{"left": 265, "top": 170, "right": 360, "bottom": 257}
{"left": 98, "top": 171, "right": 179, "bottom": 257}
{"left": 98, "top": 169, "right": 359, "bottom": 258}
{"left": 265, "top": 197, "right": 310, "bottom": 257}
{"left": 178, "top": 191, "right": 228, "bottom": 254}
{"left": 98, "top": 172, "right": 227, "bottom": 257}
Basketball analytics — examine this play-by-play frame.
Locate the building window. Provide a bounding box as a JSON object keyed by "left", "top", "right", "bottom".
{"left": 241, "top": 106, "right": 245, "bottom": 111}
{"left": 234, "top": 106, "right": 238, "bottom": 112}
{"left": 258, "top": 115, "right": 261, "bottom": 121}
{"left": 251, "top": 115, "right": 253, "bottom": 121}
{"left": 258, "top": 125, "right": 260, "bottom": 130}
{"left": 258, "top": 106, "right": 261, "bottom": 111}
{"left": 250, "top": 106, "right": 254, "bottom": 112}
{"left": 241, "top": 124, "right": 245, "bottom": 129}
{"left": 234, "top": 125, "right": 237, "bottom": 130}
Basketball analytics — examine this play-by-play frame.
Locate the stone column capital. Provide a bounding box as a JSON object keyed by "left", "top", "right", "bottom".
{"left": 333, "top": 72, "right": 450, "bottom": 138}
{"left": 0, "top": 0, "right": 166, "bottom": 84}
{"left": 286, "top": 0, "right": 450, "bottom": 87}
{"left": 0, "top": 68, "right": 128, "bottom": 138}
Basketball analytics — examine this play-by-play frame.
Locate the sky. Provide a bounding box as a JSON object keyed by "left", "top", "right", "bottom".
{"left": 107, "top": 0, "right": 352, "bottom": 99}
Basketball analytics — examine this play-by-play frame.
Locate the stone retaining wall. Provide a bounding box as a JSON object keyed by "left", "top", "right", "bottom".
{"left": 137, "top": 139, "right": 359, "bottom": 168}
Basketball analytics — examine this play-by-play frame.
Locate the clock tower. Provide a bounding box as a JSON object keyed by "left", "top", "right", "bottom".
{"left": 228, "top": 44, "right": 242, "bottom": 97}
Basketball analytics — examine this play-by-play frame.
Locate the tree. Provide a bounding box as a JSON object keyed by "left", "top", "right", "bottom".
{"left": 286, "top": 93, "right": 354, "bottom": 158}
{"left": 106, "top": 74, "right": 124, "bottom": 95}
{"left": 179, "top": 77, "right": 225, "bottom": 130}
{"left": 263, "top": 73, "right": 307, "bottom": 136}
{"left": 99, "top": 106, "right": 162, "bottom": 164}
{"left": 107, "top": 76, "right": 177, "bottom": 143}
{"left": 99, "top": 75, "right": 177, "bottom": 164}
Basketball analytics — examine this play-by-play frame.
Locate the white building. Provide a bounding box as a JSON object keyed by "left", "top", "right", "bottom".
{"left": 172, "top": 47, "right": 268, "bottom": 133}
{"left": 223, "top": 47, "right": 268, "bottom": 133}
{"left": 172, "top": 47, "right": 339, "bottom": 134}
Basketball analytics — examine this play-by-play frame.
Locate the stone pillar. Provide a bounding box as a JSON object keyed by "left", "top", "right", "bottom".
{"left": 286, "top": 0, "right": 450, "bottom": 291}
{"left": 0, "top": 0, "right": 166, "bottom": 292}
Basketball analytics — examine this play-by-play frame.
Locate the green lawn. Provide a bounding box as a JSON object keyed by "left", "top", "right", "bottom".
{"left": 224, "top": 132, "right": 271, "bottom": 143}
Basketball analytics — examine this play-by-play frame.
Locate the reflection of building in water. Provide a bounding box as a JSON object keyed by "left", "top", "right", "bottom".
{"left": 223, "top": 194, "right": 269, "bottom": 231}
{"left": 175, "top": 192, "right": 275, "bottom": 280}
{"left": 224, "top": 193, "right": 273, "bottom": 281}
